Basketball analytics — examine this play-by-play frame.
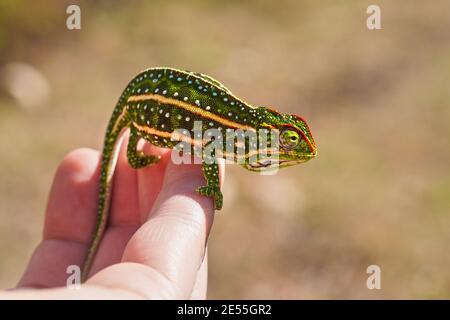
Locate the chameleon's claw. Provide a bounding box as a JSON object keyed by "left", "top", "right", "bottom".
{"left": 196, "top": 185, "right": 223, "bottom": 210}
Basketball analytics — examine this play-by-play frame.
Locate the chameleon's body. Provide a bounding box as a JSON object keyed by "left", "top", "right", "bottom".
{"left": 81, "top": 67, "right": 316, "bottom": 281}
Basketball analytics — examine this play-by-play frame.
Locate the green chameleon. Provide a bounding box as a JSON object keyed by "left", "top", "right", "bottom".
{"left": 81, "top": 67, "right": 317, "bottom": 281}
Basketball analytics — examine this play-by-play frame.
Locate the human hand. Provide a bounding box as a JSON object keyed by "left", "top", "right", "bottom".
{"left": 3, "top": 133, "right": 223, "bottom": 299}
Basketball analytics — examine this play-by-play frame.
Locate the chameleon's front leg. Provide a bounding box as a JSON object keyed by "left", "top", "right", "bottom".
{"left": 127, "top": 127, "right": 161, "bottom": 169}
{"left": 196, "top": 150, "right": 223, "bottom": 210}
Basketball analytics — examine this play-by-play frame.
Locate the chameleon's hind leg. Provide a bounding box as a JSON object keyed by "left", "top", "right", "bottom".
{"left": 127, "top": 126, "right": 161, "bottom": 169}
{"left": 196, "top": 149, "right": 223, "bottom": 210}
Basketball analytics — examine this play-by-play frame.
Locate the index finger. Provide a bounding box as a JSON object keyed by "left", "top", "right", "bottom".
{"left": 88, "top": 155, "right": 225, "bottom": 298}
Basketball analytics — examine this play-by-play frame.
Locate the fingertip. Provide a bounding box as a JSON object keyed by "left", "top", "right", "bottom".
{"left": 54, "top": 148, "right": 100, "bottom": 185}
{"left": 22, "top": 148, "right": 102, "bottom": 287}
{"left": 44, "top": 148, "right": 100, "bottom": 243}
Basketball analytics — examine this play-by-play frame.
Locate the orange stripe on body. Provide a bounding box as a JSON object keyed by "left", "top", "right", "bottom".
{"left": 128, "top": 94, "right": 255, "bottom": 131}
{"left": 132, "top": 122, "right": 205, "bottom": 147}
{"left": 132, "top": 122, "right": 281, "bottom": 160}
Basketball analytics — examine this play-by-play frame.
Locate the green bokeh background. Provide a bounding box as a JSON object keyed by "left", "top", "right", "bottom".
{"left": 0, "top": 0, "right": 449, "bottom": 298}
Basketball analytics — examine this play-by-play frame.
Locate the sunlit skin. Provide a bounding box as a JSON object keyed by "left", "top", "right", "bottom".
{"left": 3, "top": 144, "right": 218, "bottom": 299}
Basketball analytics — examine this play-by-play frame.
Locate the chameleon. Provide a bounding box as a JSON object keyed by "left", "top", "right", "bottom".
{"left": 81, "top": 67, "right": 317, "bottom": 281}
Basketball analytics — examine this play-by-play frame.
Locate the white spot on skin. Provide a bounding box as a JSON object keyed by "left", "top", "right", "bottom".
{"left": 185, "top": 116, "right": 190, "bottom": 122}
{"left": 183, "top": 97, "right": 188, "bottom": 101}
{"left": 206, "top": 106, "right": 211, "bottom": 110}
{"left": 162, "top": 90, "right": 167, "bottom": 95}
{"left": 174, "top": 92, "right": 179, "bottom": 97}
{"left": 165, "top": 112, "right": 170, "bottom": 118}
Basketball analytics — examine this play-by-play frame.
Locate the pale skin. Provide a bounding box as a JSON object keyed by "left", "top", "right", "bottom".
{"left": 1, "top": 132, "right": 224, "bottom": 299}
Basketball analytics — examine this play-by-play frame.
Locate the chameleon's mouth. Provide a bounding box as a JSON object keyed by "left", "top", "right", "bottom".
{"left": 247, "top": 155, "right": 315, "bottom": 170}
{"left": 248, "top": 159, "right": 295, "bottom": 169}
{"left": 251, "top": 159, "right": 273, "bottom": 168}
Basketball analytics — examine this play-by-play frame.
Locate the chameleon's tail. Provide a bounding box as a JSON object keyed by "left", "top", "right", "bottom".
{"left": 81, "top": 102, "right": 130, "bottom": 282}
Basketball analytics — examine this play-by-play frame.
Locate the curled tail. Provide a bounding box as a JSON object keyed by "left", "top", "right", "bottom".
{"left": 81, "top": 101, "right": 130, "bottom": 282}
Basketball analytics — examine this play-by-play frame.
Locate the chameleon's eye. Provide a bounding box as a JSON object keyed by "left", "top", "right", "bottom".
{"left": 280, "top": 129, "right": 301, "bottom": 150}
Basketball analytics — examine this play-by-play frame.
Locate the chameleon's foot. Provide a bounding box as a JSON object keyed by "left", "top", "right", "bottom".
{"left": 129, "top": 152, "right": 160, "bottom": 169}
{"left": 196, "top": 185, "right": 223, "bottom": 210}
{"left": 127, "top": 127, "right": 161, "bottom": 169}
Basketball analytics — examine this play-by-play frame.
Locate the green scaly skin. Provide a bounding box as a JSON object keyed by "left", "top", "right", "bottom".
{"left": 81, "top": 67, "right": 317, "bottom": 281}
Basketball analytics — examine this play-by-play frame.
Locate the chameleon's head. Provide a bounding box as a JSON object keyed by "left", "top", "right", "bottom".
{"left": 245, "top": 108, "right": 317, "bottom": 171}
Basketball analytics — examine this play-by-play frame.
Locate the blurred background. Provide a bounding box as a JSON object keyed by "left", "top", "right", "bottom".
{"left": 0, "top": 0, "right": 449, "bottom": 298}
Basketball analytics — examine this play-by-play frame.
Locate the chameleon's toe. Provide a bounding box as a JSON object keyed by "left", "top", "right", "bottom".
{"left": 129, "top": 153, "right": 160, "bottom": 169}
{"left": 139, "top": 154, "right": 160, "bottom": 166}
{"left": 196, "top": 185, "right": 223, "bottom": 210}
